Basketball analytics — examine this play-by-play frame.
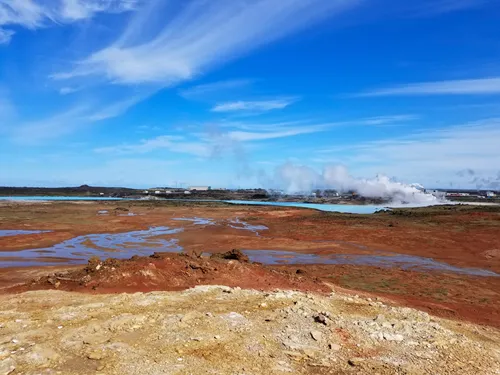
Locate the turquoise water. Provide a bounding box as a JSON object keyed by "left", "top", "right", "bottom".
{"left": 1, "top": 196, "right": 386, "bottom": 213}
{"left": 225, "top": 200, "right": 387, "bottom": 214}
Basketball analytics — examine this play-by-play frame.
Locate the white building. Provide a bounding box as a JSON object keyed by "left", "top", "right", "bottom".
{"left": 486, "top": 191, "right": 496, "bottom": 197}
{"left": 188, "top": 186, "right": 211, "bottom": 191}
{"left": 154, "top": 190, "right": 161, "bottom": 195}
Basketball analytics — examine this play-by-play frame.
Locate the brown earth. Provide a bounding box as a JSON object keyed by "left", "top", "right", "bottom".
{"left": 1, "top": 200, "right": 500, "bottom": 328}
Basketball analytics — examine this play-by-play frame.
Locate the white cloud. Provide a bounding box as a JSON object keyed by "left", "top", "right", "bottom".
{"left": 95, "top": 135, "right": 211, "bottom": 157}
{"left": 317, "top": 118, "right": 500, "bottom": 187}
{"left": 353, "top": 114, "right": 419, "bottom": 125}
{"left": 415, "top": 0, "right": 486, "bottom": 15}
{"left": 0, "top": 0, "right": 137, "bottom": 44}
{"left": 212, "top": 98, "right": 297, "bottom": 113}
{"left": 7, "top": 94, "right": 145, "bottom": 143}
{"left": 0, "top": 27, "right": 13, "bottom": 44}
{"left": 227, "top": 125, "right": 328, "bottom": 142}
{"left": 59, "top": 86, "right": 78, "bottom": 95}
{"left": 9, "top": 105, "right": 90, "bottom": 143}
{"left": 59, "top": 0, "right": 139, "bottom": 21}
{"left": 94, "top": 120, "right": 337, "bottom": 157}
{"left": 86, "top": 93, "right": 151, "bottom": 121}
{"left": 355, "top": 77, "right": 500, "bottom": 97}
{"left": 53, "top": 0, "right": 361, "bottom": 84}
{"left": 179, "top": 79, "right": 254, "bottom": 100}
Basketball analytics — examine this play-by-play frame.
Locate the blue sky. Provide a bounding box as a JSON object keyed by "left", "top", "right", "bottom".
{"left": 1, "top": 0, "right": 500, "bottom": 189}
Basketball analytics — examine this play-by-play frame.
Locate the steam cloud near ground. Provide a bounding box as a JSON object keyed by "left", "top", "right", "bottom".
{"left": 262, "top": 163, "right": 443, "bottom": 205}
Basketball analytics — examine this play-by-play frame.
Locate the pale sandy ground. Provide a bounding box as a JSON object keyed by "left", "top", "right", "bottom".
{"left": 1, "top": 286, "right": 499, "bottom": 375}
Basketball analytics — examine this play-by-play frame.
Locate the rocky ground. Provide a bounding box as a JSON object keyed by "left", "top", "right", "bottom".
{"left": 1, "top": 285, "right": 499, "bottom": 375}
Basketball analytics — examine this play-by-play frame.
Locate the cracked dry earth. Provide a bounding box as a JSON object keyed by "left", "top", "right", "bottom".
{"left": 1, "top": 286, "right": 499, "bottom": 375}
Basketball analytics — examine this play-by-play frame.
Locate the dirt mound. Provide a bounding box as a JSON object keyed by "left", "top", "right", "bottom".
{"left": 210, "top": 249, "right": 250, "bottom": 262}
{"left": 7, "top": 253, "right": 328, "bottom": 294}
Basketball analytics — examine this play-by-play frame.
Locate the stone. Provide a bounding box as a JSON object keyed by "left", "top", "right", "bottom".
{"left": 348, "top": 357, "right": 364, "bottom": 367}
{"left": 313, "top": 314, "right": 329, "bottom": 326}
{"left": 83, "top": 333, "right": 111, "bottom": 346}
{"left": 0, "top": 357, "right": 15, "bottom": 375}
{"left": 88, "top": 351, "right": 105, "bottom": 360}
{"left": 310, "top": 330, "right": 323, "bottom": 341}
{"left": 23, "top": 345, "right": 60, "bottom": 367}
{"left": 383, "top": 333, "right": 404, "bottom": 342}
{"left": 303, "top": 348, "right": 318, "bottom": 358}
{"left": 180, "top": 311, "right": 202, "bottom": 323}
{"left": 328, "top": 343, "right": 341, "bottom": 351}
{"left": 374, "top": 314, "right": 386, "bottom": 323}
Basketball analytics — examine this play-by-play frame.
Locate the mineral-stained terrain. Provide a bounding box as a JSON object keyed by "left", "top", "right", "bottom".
{"left": 1, "top": 200, "right": 500, "bottom": 374}
{"left": 1, "top": 285, "right": 499, "bottom": 375}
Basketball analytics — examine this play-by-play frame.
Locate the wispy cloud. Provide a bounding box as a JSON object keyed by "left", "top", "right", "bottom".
{"left": 7, "top": 93, "right": 146, "bottom": 143}
{"left": 212, "top": 98, "right": 297, "bottom": 113}
{"left": 87, "top": 93, "right": 151, "bottom": 121}
{"left": 95, "top": 135, "right": 210, "bottom": 157}
{"left": 179, "top": 79, "right": 254, "bottom": 100}
{"left": 59, "top": 86, "right": 78, "bottom": 95}
{"left": 0, "top": 0, "right": 137, "bottom": 44}
{"left": 414, "top": 0, "right": 486, "bottom": 16}
{"left": 227, "top": 125, "right": 328, "bottom": 142}
{"left": 354, "top": 77, "right": 500, "bottom": 97}
{"left": 53, "top": 0, "right": 361, "bottom": 85}
{"left": 94, "top": 119, "right": 337, "bottom": 157}
{"left": 0, "top": 28, "right": 13, "bottom": 44}
{"left": 9, "top": 105, "right": 91, "bottom": 143}
{"left": 316, "top": 118, "right": 500, "bottom": 186}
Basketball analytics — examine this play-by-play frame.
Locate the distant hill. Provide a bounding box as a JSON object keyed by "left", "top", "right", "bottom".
{"left": 0, "top": 185, "right": 142, "bottom": 197}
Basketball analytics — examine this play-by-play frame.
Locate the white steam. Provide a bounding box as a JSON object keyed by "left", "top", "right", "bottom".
{"left": 265, "top": 163, "right": 444, "bottom": 205}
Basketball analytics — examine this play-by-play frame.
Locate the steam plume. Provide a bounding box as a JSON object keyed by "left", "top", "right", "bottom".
{"left": 264, "top": 163, "right": 443, "bottom": 205}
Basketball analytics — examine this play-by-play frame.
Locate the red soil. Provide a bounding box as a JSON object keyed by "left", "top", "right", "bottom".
{"left": 5, "top": 252, "right": 329, "bottom": 295}
{"left": 1, "top": 201, "right": 500, "bottom": 328}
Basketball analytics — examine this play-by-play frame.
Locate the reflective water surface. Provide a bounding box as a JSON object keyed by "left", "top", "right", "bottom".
{"left": 242, "top": 249, "right": 498, "bottom": 277}
{"left": 1, "top": 217, "right": 497, "bottom": 277}
{"left": 0, "top": 230, "right": 51, "bottom": 237}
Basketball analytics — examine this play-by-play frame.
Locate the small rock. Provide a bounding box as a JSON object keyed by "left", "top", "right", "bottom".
{"left": 88, "top": 351, "right": 105, "bottom": 360}
{"left": 374, "top": 314, "right": 386, "bottom": 322}
{"left": 348, "top": 357, "right": 364, "bottom": 367}
{"left": 310, "top": 330, "right": 323, "bottom": 341}
{"left": 383, "top": 332, "right": 404, "bottom": 342}
{"left": 83, "top": 334, "right": 110, "bottom": 346}
{"left": 328, "top": 343, "right": 341, "bottom": 351}
{"left": 303, "top": 348, "right": 317, "bottom": 358}
{"left": 214, "top": 335, "right": 221, "bottom": 340}
{"left": 284, "top": 351, "right": 304, "bottom": 360}
{"left": 313, "top": 314, "right": 329, "bottom": 326}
